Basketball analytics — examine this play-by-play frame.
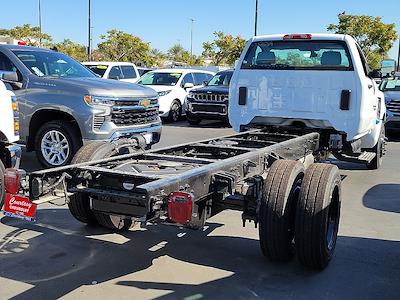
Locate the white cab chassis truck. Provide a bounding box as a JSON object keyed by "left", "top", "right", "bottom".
{"left": 3, "top": 35, "right": 384, "bottom": 271}
{"left": 230, "top": 33, "right": 386, "bottom": 169}
{"left": 0, "top": 72, "right": 22, "bottom": 208}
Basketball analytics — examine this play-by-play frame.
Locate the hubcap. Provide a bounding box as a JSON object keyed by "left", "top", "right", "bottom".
{"left": 41, "top": 130, "right": 70, "bottom": 166}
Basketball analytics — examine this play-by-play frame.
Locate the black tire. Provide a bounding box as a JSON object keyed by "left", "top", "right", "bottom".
{"left": 68, "top": 141, "right": 133, "bottom": 231}
{"left": 187, "top": 117, "right": 201, "bottom": 126}
{"left": 259, "top": 160, "right": 304, "bottom": 262}
{"left": 35, "top": 120, "right": 82, "bottom": 168}
{"left": 295, "top": 163, "right": 341, "bottom": 270}
{"left": 367, "top": 124, "right": 385, "bottom": 170}
{"left": 0, "top": 160, "right": 5, "bottom": 210}
{"left": 168, "top": 100, "right": 182, "bottom": 122}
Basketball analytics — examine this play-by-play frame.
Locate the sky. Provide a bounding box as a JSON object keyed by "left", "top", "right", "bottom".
{"left": 1, "top": 0, "right": 399, "bottom": 59}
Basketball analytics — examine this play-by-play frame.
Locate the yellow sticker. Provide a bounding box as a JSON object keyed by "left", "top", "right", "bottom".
{"left": 170, "top": 73, "right": 182, "bottom": 77}
{"left": 96, "top": 65, "right": 108, "bottom": 69}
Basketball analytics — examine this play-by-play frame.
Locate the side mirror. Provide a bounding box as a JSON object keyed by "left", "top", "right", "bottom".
{"left": 1, "top": 71, "right": 19, "bottom": 82}
{"left": 369, "top": 69, "right": 382, "bottom": 79}
{"left": 183, "top": 82, "right": 194, "bottom": 89}
{"left": 0, "top": 71, "right": 22, "bottom": 89}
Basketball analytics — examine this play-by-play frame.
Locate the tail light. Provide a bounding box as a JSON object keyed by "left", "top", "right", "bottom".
{"left": 168, "top": 192, "right": 193, "bottom": 224}
{"left": 17, "top": 41, "right": 26, "bottom": 46}
{"left": 283, "top": 34, "right": 312, "bottom": 40}
{"left": 4, "top": 168, "right": 26, "bottom": 194}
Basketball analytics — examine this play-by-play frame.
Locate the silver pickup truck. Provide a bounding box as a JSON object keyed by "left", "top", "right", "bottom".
{"left": 0, "top": 44, "right": 161, "bottom": 168}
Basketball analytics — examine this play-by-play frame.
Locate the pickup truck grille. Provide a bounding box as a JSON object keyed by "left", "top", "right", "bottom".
{"left": 192, "top": 93, "right": 227, "bottom": 102}
{"left": 114, "top": 98, "right": 158, "bottom": 107}
{"left": 386, "top": 99, "right": 400, "bottom": 116}
{"left": 111, "top": 108, "right": 159, "bottom": 126}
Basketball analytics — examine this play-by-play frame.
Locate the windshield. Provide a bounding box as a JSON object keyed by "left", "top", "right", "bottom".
{"left": 242, "top": 40, "right": 353, "bottom": 71}
{"left": 380, "top": 77, "right": 400, "bottom": 92}
{"left": 13, "top": 50, "right": 95, "bottom": 78}
{"left": 207, "top": 71, "right": 233, "bottom": 86}
{"left": 85, "top": 64, "right": 108, "bottom": 77}
{"left": 138, "top": 72, "right": 182, "bottom": 86}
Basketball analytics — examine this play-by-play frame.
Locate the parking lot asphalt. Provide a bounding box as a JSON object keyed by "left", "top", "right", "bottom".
{"left": 1, "top": 121, "right": 400, "bottom": 300}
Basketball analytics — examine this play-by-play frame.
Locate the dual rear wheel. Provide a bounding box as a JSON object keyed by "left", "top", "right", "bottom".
{"left": 259, "top": 160, "right": 341, "bottom": 269}
{"left": 67, "top": 141, "right": 136, "bottom": 231}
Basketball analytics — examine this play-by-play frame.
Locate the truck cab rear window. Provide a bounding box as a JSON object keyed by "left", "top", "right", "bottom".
{"left": 242, "top": 41, "right": 353, "bottom": 71}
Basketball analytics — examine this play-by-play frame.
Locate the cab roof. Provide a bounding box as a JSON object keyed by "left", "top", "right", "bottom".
{"left": 251, "top": 33, "right": 350, "bottom": 42}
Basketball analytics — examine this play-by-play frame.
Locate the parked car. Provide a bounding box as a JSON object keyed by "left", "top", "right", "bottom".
{"left": 137, "top": 69, "right": 214, "bottom": 122}
{"left": 186, "top": 69, "right": 233, "bottom": 125}
{"left": 380, "top": 74, "right": 400, "bottom": 133}
{"left": 83, "top": 61, "right": 140, "bottom": 83}
{"left": 0, "top": 44, "right": 161, "bottom": 168}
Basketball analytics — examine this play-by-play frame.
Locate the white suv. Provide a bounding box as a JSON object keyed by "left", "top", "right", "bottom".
{"left": 83, "top": 62, "right": 140, "bottom": 83}
{"left": 138, "top": 69, "right": 214, "bottom": 122}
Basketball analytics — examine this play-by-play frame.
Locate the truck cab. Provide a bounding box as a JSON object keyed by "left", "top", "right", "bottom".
{"left": 230, "top": 33, "right": 386, "bottom": 168}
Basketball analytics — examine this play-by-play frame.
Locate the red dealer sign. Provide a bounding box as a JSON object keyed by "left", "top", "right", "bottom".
{"left": 3, "top": 194, "right": 37, "bottom": 221}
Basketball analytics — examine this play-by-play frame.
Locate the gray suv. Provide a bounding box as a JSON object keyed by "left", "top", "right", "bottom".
{"left": 0, "top": 45, "right": 161, "bottom": 168}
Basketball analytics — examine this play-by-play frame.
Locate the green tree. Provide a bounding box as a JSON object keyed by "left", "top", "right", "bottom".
{"left": 202, "top": 31, "right": 246, "bottom": 66}
{"left": 327, "top": 15, "right": 397, "bottom": 70}
{"left": 0, "top": 24, "right": 52, "bottom": 46}
{"left": 149, "top": 48, "right": 167, "bottom": 67}
{"left": 51, "top": 39, "right": 87, "bottom": 61}
{"left": 97, "top": 29, "right": 152, "bottom": 65}
{"left": 167, "top": 44, "right": 190, "bottom": 64}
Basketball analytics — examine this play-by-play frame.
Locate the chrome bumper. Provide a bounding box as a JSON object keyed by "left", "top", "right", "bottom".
{"left": 5, "top": 144, "right": 22, "bottom": 169}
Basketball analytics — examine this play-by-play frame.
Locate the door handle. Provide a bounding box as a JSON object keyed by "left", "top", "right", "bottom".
{"left": 368, "top": 84, "right": 373, "bottom": 89}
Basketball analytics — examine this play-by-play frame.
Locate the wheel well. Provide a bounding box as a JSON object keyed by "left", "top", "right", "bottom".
{"left": 27, "top": 110, "right": 82, "bottom": 151}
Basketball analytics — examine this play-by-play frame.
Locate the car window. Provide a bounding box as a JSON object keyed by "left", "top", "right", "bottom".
{"left": 108, "top": 66, "right": 123, "bottom": 79}
{"left": 138, "top": 72, "right": 182, "bottom": 86}
{"left": 193, "top": 73, "right": 209, "bottom": 85}
{"left": 242, "top": 40, "right": 353, "bottom": 71}
{"left": 181, "top": 73, "right": 194, "bottom": 87}
{"left": 13, "top": 50, "right": 95, "bottom": 78}
{"left": 0, "top": 52, "right": 18, "bottom": 72}
{"left": 208, "top": 71, "right": 233, "bottom": 86}
{"left": 120, "top": 65, "right": 137, "bottom": 79}
{"left": 85, "top": 64, "right": 108, "bottom": 77}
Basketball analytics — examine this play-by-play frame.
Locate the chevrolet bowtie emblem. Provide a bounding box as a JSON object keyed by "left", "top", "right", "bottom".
{"left": 140, "top": 99, "right": 151, "bottom": 107}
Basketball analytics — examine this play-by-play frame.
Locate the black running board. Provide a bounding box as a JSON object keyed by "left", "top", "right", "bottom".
{"left": 333, "top": 151, "right": 376, "bottom": 164}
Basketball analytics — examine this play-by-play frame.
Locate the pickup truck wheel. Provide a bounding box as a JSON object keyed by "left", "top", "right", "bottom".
{"left": 367, "top": 125, "right": 385, "bottom": 170}
{"left": 295, "top": 163, "right": 341, "bottom": 270}
{"left": 35, "top": 120, "right": 82, "bottom": 168}
{"left": 0, "top": 160, "right": 5, "bottom": 209}
{"left": 68, "top": 141, "right": 135, "bottom": 231}
{"left": 168, "top": 101, "right": 182, "bottom": 122}
{"left": 187, "top": 117, "right": 201, "bottom": 126}
{"left": 259, "top": 160, "right": 304, "bottom": 262}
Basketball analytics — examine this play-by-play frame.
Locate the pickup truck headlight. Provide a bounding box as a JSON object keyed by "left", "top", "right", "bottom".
{"left": 85, "top": 95, "right": 116, "bottom": 106}
{"left": 157, "top": 90, "right": 172, "bottom": 97}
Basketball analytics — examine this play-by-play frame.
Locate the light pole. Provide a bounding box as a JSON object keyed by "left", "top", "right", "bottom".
{"left": 38, "top": 0, "right": 42, "bottom": 46}
{"left": 254, "top": 0, "right": 258, "bottom": 36}
{"left": 190, "top": 18, "right": 195, "bottom": 57}
{"left": 397, "top": 39, "right": 400, "bottom": 72}
{"left": 88, "top": 0, "right": 92, "bottom": 60}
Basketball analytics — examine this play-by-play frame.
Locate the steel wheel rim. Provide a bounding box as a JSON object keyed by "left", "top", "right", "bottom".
{"left": 40, "top": 130, "right": 70, "bottom": 166}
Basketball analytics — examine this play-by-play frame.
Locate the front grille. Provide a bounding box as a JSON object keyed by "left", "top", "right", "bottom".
{"left": 386, "top": 99, "right": 400, "bottom": 116}
{"left": 192, "top": 93, "right": 227, "bottom": 102}
{"left": 111, "top": 108, "right": 159, "bottom": 126}
{"left": 114, "top": 98, "right": 158, "bottom": 107}
{"left": 192, "top": 104, "right": 227, "bottom": 114}
{"left": 93, "top": 116, "right": 105, "bottom": 130}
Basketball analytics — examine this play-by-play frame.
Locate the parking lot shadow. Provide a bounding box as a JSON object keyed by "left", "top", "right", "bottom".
{"left": 362, "top": 184, "right": 400, "bottom": 214}
{"left": 163, "top": 119, "right": 231, "bottom": 129}
{"left": 1, "top": 209, "right": 399, "bottom": 299}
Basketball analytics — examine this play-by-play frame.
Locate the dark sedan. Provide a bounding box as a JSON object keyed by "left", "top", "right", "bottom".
{"left": 380, "top": 74, "right": 400, "bottom": 132}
